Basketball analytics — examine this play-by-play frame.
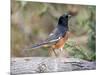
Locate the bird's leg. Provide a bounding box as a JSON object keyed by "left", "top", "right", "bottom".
{"left": 60, "top": 48, "right": 63, "bottom": 52}
{"left": 48, "top": 48, "right": 51, "bottom": 56}
{"left": 52, "top": 48, "right": 58, "bottom": 57}
{"left": 48, "top": 48, "right": 57, "bottom": 57}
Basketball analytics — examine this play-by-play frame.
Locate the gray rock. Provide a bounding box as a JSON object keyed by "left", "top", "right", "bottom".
{"left": 11, "top": 57, "right": 96, "bottom": 74}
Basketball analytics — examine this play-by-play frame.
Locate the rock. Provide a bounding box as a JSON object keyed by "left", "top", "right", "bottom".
{"left": 11, "top": 57, "right": 96, "bottom": 74}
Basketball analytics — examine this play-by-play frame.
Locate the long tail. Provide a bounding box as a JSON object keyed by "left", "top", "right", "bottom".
{"left": 31, "top": 42, "right": 50, "bottom": 49}
{"left": 24, "top": 42, "right": 51, "bottom": 51}
{"left": 24, "top": 38, "right": 59, "bottom": 51}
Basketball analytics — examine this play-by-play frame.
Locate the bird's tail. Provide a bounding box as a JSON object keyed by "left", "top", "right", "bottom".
{"left": 31, "top": 42, "right": 50, "bottom": 49}
{"left": 24, "top": 42, "right": 51, "bottom": 51}
{"left": 23, "top": 38, "right": 59, "bottom": 51}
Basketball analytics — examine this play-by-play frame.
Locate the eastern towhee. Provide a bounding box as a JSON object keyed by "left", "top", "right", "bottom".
{"left": 25, "top": 13, "right": 72, "bottom": 56}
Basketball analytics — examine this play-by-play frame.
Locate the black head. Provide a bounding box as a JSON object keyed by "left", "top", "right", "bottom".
{"left": 58, "top": 13, "right": 71, "bottom": 27}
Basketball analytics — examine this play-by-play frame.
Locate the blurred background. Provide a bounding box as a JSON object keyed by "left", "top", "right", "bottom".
{"left": 11, "top": 0, "right": 96, "bottom": 61}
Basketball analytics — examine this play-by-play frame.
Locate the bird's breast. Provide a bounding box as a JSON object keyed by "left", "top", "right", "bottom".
{"left": 52, "top": 32, "right": 69, "bottom": 49}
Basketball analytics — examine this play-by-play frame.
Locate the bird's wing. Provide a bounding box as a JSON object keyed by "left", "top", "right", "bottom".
{"left": 45, "top": 27, "right": 63, "bottom": 43}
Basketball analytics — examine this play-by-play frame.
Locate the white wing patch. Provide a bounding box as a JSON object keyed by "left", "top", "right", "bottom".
{"left": 49, "top": 33, "right": 54, "bottom": 36}
{"left": 49, "top": 37, "right": 61, "bottom": 43}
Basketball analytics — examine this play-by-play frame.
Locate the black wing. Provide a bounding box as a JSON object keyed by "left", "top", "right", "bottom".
{"left": 45, "top": 25, "right": 67, "bottom": 43}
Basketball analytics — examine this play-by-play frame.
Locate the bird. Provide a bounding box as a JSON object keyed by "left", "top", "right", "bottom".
{"left": 25, "top": 13, "right": 72, "bottom": 56}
